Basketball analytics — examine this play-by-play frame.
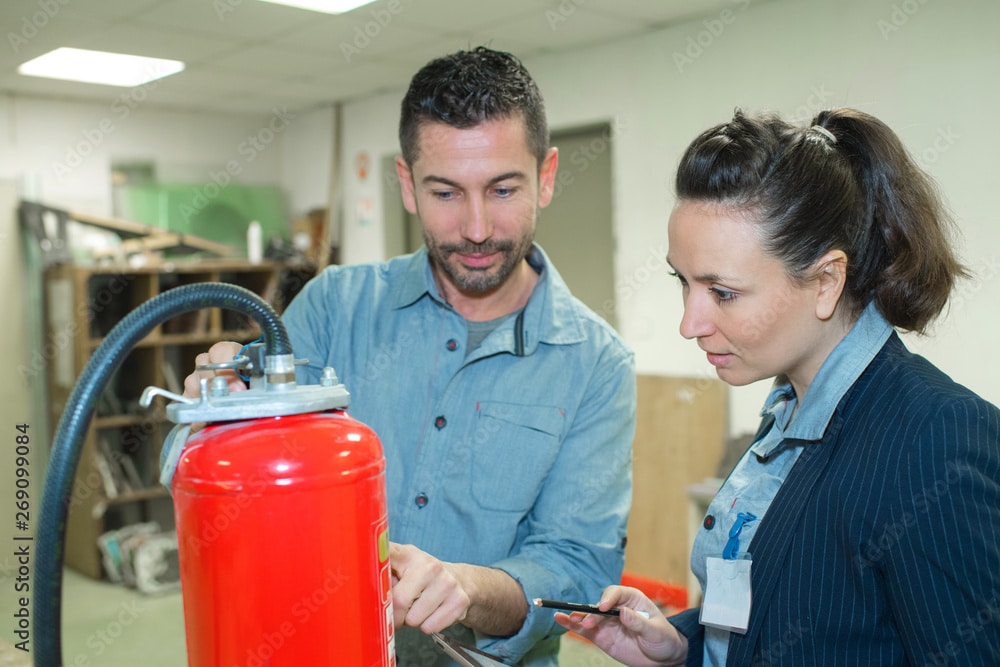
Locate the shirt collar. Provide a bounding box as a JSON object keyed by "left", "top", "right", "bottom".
{"left": 392, "top": 246, "right": 437, "bottom": 309}
{"left": 388, "top": 244, "right": 587, "bottom": 351}
{"left": 751, "top": 302, "right": 892, "bottom": 455}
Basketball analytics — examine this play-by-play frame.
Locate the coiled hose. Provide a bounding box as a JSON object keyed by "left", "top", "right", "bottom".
{"left": 35, "top": 282, "right": 292, "bottom": 667}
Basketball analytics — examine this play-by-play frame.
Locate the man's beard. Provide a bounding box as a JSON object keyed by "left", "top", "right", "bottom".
{"left": 424, "top": 232, "right": 535, "bottom": 293}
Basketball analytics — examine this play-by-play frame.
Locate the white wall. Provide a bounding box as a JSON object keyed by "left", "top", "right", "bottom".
{"left": 0, "top": 96, "right": 334, "bottom": 221}
{"left": 335, "top": 0, "right": 1000, "bottom": 437}
{"left": 280, "top": 104, "right": 337, "bottom": 220}
{"left": 337, "top": 90, "right": 401, "bottom": 265}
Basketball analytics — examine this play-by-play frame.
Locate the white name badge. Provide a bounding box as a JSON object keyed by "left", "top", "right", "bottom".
{"left": 700, "top": 556, "right": 752, "bottom": 634}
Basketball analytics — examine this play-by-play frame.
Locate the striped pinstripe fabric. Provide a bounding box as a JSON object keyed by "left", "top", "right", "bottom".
{"left": 671, "top": 333, "right": 1000, "bottom": 666}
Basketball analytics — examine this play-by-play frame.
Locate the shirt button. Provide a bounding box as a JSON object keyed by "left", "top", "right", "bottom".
{"left": 415, "top": 493, "right": 429, "bottom": 509}
{"left": 446, "top": 339, "right": 458, "bottom": 351}
{"left": 434, "top": 416, "right": 447, "bottom": 429}
{"left": 704, "top": 515, "right": 715, "bottom": 530}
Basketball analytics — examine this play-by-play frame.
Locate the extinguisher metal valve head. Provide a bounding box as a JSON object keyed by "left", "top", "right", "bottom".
{"left": 265, "top": 352, "right": 296, "bottom": 386}
{"left": 209, "top": 377, "right": 230, "bottom": 397}
{"left": 153, "top": 369, "right": 352, "bottom": 490}
{"left": 265, "top": 353, "right": 295, "bottom": 374}
{"left": 145, "top": 373, "right": 350, "bottom": 425}
{"left": 320, "top": 367, "right": 339, "bottom": 386}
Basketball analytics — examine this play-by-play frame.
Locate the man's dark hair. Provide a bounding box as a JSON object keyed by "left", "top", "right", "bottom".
{"left": 399, "top": 46, "right": 549, "bottom": 168}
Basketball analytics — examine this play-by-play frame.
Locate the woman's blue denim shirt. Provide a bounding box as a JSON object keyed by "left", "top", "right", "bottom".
{"left": 691, "top": 303, "right": 892, "bottom": 666}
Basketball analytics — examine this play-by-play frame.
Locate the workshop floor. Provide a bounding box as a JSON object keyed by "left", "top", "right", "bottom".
{"left": 0, "top": 567, "right": 622, "bottom": 666}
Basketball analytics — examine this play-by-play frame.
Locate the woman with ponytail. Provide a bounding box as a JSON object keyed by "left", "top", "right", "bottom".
{"left": 556, "top": 108, "right": 1000, "bottom": 666}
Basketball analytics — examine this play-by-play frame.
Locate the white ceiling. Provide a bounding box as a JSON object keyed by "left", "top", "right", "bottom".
{"left": 0, "top": 0, "right": 738, "bottom": 116}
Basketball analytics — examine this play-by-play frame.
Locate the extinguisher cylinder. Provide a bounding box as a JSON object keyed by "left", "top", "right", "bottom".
{"left": 172, "top": 411, "right": 395, "bottom": 667}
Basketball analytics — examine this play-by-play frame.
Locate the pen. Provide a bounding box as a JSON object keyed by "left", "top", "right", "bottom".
{"left": 532, "top": 598, "right": 650, "bottom": 619}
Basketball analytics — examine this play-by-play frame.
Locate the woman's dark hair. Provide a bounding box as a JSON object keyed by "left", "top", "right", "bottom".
{"left": 398, "top": 46, "right": 549, "bottom": 168}
{"left": 674, "top": 107, "right": 968, "bottom": 333}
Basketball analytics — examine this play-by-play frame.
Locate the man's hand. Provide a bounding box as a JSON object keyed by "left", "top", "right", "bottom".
{"left": 182, "top": 341, "right": 247, "bottom": 398}
{"left": 389, "top": 542, "right": 527, "bottom": 637}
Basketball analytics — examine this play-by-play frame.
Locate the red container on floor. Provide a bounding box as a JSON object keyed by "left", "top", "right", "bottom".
{"left": 172, "top": 410, "right": 394, "bottom": 666}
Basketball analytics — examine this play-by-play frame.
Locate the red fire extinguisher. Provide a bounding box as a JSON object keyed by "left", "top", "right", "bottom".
{"left": 146, "top": 352, "right": 394, "bottom": 666}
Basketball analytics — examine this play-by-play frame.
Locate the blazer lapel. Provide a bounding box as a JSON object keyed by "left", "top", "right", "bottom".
{"left": 725, "top": 412, "right": 845, "bottom": 665}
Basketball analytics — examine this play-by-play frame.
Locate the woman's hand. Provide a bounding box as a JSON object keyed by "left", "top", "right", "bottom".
{"left": 553, "top": 586, "right": 687, "bottom": 667}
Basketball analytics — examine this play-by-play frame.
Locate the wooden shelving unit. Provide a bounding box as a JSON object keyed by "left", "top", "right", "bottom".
{"left": 44, "top": 259, "right": 299, "bottom": 579}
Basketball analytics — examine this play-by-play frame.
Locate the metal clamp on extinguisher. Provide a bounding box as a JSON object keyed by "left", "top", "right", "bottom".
{"left": 35, "top": 283, "right": 395, "bottom": 667}
{"left": 144, "top": 344, "right": 350, "bottom": 488}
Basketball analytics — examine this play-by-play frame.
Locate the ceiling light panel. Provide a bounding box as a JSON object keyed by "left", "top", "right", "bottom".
{"left": 18, "top": 48, "right": 185, "bottom": 87}
{"left": 255, "top": 0, "right": 378, "bottom": 15}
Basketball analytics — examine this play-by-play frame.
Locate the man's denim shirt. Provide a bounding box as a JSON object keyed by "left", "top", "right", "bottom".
{"left": 282, "top": 245, "right": 636, "bottom": 666}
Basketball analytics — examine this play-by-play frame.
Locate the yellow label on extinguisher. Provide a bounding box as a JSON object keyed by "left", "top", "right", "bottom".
{"left": 375, "top": 520, "right": 394, "bottom": 665}
{"left": 378, "top": 527, "right": 389, "bottom": 563}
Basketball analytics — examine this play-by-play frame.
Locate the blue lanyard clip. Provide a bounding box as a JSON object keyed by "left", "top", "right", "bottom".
{"left": 722, "top": 511, "right": 757, "bottom": 560}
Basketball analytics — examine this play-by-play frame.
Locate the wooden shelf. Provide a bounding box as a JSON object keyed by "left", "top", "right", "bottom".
{"left": 88, "top": 328, "right": 264, "bottom": 350}
{"left": 95, "top": 487, "right": 172, "bottom": 514}
{"left": 44, "top": 259, "right": 311, "bottom": 580}
{"left": 94, "top": 414, "right": 167, "bottom": 429}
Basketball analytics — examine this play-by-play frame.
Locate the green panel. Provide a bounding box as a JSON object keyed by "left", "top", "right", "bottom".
{"left": 118, "top": 183, "right": 290, "bottom": 254}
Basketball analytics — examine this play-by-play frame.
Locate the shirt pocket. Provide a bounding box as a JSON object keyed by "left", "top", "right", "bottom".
{"left": 470, "top": 401, "right": 564, "bottom": 513}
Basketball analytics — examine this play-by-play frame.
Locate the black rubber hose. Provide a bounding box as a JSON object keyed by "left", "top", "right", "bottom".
{"left": 35, "top": 282, "right": 291, "bottom": 666}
